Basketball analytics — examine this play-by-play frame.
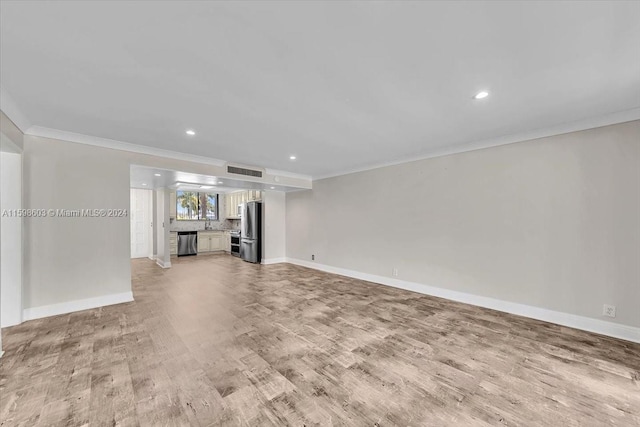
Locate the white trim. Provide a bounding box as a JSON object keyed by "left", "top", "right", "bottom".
{"left": 313, "top": 108, "right": 640, "bottom": 180}
{"left": 0, "top": 86, "right": 32, "bottom": 132}
{"left": 285, "top": 258, "right": 640, "bottom": 344}
{"left": 262, "top": 257, "right": 287, "bottom": 265}
{"left": 0, "top": 351, "right": 4, "bottom": 358}
{"left": 149, "top": 254, "right": 157, "bottom": 261}
{"left": 26, "top": 126, "right": 227, "bottom": 167}
{"left": 156, "top": 259, "right": 172, "bottom": 269}
{"left": 22, "top": 292, "right": 134, "bottom": 322}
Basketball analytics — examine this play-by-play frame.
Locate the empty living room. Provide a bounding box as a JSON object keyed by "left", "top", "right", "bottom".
{"left": 1, "top": 1, "right": 639, "bottom": 426}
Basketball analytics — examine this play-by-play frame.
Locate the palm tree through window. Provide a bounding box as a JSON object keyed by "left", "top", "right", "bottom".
{"left": 176, "top": 191, "right": 218, "bottom": 220}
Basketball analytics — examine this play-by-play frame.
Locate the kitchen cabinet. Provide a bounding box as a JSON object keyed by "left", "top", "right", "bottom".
{"left": 224, "top": 193, "right": 232, "bottom": 219}
{"left": 224, "top": 190, "right": 262, "bottom": 219}
{"left": 169, "top": 232, "right": 177, "bottom": 256}
{"left": 210, "top": 234, "right": 224, "bottom": 251}
{"left": 225, "top": 192, "right": 240, "bottom": 219}
{"left": 247, "top": 190, "right": 262, "bottom": 202}
{"left": 169, "top": 191, "right": 177, "bottom": 219}
{"left": 197, "top": 231, "right": 225, "bottom": 253}
{"left": 232, "top": 193, "right": 240, "bottom": 217}
{"left": 197, "top": 235, "right": 209, "bottom": 252}
{"left": 227, "top": 192, "right": 239, "bottom": 219}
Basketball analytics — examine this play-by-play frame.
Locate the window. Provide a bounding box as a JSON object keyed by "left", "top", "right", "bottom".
{"left": 205, "top": 193, "right": 217, "bottom": 220}
{"left": 176, "top": 191, "right": 218, "bottom": 221}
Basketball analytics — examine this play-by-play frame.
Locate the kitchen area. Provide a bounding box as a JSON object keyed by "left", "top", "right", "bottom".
{"left": 168, "top": 189, "right": 262, "bottom": 262}
{"left": 130, "top": 164, "right": 294, "bottom": 268}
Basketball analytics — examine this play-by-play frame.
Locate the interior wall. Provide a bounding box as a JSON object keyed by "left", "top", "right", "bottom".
{"left": 23, "top": 137, "right": 132, "bottom": 310}
{"left": 286, "top": 120, "right": 640, "bottom": 328}
{"left": 0, "top": 111, "right": 25, "bottom": 355}
{"left": 155, "top": 188, "right": 170, "bottom": 268}
{"left": 0, "top": 151, "right": 22, "bottom": 327}
{"left": 151, "top": 190, "right": 157, "bottom": 259}
{"left": 262, "top": 191, "right": 286, "bottom": 262}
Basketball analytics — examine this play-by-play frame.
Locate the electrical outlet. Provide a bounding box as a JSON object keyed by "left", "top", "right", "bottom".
{"left": 603, "top": 304, "right": 616, "bottom": 318}
{"left": 311, "top": 254, "right": 315, "bottom": 261}
{"left": 392, "top": 268, "right": 398, "bottom": 277}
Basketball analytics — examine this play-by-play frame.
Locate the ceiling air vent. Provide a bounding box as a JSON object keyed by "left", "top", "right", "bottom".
{"left": 226, "top": 164, "right": 264, "bottom": 178}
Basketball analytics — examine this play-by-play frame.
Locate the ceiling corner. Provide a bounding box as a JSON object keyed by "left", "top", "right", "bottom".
{"left": 0, "top": 86, "right": 32, "bottom": 132}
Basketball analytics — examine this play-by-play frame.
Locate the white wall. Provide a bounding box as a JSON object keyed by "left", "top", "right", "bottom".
{"left": 286, "top": 120, "right": 640, "bottom": 330}
{"left": 1, "top": 151, "right": 22, "bottom": 327}
{"left": 0, "top": 111, "right": 24, "bottom": 355}
{"left": 262, "top": 191, "right": 286, "bottom": 263}
{"left": 23, "top": 137, "right": 133, "bottom": 315}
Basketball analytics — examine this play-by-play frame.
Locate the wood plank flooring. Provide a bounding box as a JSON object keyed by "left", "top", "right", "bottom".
{"left": 1, "top": 254, "right": 639, "bottom": 426}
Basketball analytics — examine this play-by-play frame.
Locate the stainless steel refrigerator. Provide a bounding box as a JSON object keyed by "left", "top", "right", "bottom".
{"left": 240, "top": 201, "right": 262, "bottom": 263}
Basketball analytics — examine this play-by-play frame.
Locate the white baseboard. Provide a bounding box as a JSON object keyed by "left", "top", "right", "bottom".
{"left": 22, "top": 291, "right": 134, "bottom": 322}
{"left": 262, "top": 257, "right": 287, "bottom": 265}
{"left": 149, "top": 254, "right": 157, "bottom": 261}
{"left": 285, "top": 258, "right": 640, "bottom": 344}
{"left": 156, "top": 259, "right": 171, "bottom": 268}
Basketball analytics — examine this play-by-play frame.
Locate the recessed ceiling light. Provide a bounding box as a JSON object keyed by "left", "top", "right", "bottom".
{"left": 176, "top": 183, "right": 180, "bottom": 186}
{"left": 154, "top": 173, "right": 161, "bottom": 177}
{"left": 289, "top": 155, "right": 297, "bottom": 160}
{"left": 186, "top": 129, "right": 196, "bottom": 136}
{"left": 473, "top": 91, "right": 489, "bottom": 100}
{"left": 270, "top": 186, "right": 275, "bottom": 189}
{"left": 200, "top": 185, "right": 213, "bottom": 189}
{"left": 142, "top": 183, "right": 147, "bottom": 186}
{"left": 218, "top": 181, "right": 223, "bottom": 184}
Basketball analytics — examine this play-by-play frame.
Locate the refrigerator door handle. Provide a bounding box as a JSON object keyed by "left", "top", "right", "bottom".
{"left": 245, "top": 204, "right": 252, "bottom": 238}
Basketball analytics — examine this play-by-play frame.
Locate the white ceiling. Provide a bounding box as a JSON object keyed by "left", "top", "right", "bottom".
{"left": 2, "top": 1, "right": 639, "bottom": 178}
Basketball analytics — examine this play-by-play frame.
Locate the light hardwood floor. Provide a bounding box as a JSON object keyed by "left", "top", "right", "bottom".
{"left": 1, "top": 255, "right": 639, "bottom": 426}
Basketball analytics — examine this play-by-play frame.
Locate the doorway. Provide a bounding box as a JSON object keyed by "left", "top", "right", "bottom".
{"left": 130, "top": 188, "right": 153, "bottom": 259}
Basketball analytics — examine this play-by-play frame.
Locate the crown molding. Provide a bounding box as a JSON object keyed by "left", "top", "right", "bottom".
{"left": 0, "top": 86, "right": 32, "bottom": 132}
{"left": 312, "top": 107, "right": 640, "bottom": 180}
{"left": 26, "top": 125, "right": 229, "bottom": 167}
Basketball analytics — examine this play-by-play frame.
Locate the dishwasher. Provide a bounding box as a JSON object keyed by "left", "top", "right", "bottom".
{"left": 177, "top": 231, "right": 197, "bottom": 256}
